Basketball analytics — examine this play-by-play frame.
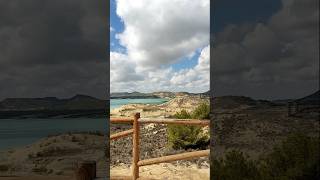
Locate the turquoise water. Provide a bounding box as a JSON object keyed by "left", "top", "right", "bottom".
{"left": 0, "top": 98, "right": 167, "bottom": 150}
{"left": 110, "top": 98, "right": 168, "bottom": 110}
{"left": 0, "top": 118, "right": 106, "bottom": 150}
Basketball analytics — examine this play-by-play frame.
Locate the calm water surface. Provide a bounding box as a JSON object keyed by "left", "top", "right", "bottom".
{"left": 0, "top": 118, "right": 106, "bottom": 150}
{"left": 0, "top": 98, "right": 167, "bottom": 150}
{"left": 110, "top": 98, "right": 168, "bottom": 110}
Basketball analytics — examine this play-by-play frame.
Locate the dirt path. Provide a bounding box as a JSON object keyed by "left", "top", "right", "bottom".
{"left": 111, "top": 163, "right": 209, "bottom": 180}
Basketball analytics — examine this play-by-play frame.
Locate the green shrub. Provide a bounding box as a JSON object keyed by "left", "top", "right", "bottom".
{"left": 168, "top": 124, "right": 208, "bottom": 149}
{"left": 191, "top": 102, "right": 210, "bottom": 119}
{"left": 167, "top": 103, "right": 210, "bottom": 150}
{"left": 210, "top": 134, "right": 320, "bottom": 180}
{"left": 259, "top": 134, "right": 320, "bottom": 180}
{"left": 174, "top": 109, "right": 192, "bottom": 119}
{"left": 211, "top": 150, "right": 260, "bottom": 180}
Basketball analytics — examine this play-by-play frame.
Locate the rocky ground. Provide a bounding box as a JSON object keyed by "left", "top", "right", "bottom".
{"left": 0, "top": 124, "right": 210, "bottom": 180}
{"left": 110, "top": 124, "right": 209, "bottom": 167}
{"left": 110, "top": 123, "right": 210, "bottom": 180}
{"left": 109, "top": 95, "right": 211, "bottom": 179}
{"left": 211, "top": 96, "right": 320, "bottom": 159}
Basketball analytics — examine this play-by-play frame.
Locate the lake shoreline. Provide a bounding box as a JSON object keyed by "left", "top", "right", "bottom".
{"left": 111, "top": 96, "right": 209, "bottom": 118}
{"left": 0, "top": 109, "right": 107, "bottom": 119}
{"left": 0, "top": 118, "right": 106, "bottom": 150}
{"left": 110, "top": 97, "right": 169, "bottom": 110}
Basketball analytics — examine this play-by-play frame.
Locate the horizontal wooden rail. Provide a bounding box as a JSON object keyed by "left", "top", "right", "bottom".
{"left": 110, "top": 176, "right": 132, "bottom": 180}
{"left": 110, "top": 176, "right": 155, "bottom": 180}
{"left": 110, "top": 117, "right": 209, "bottom": 126}
{"left": 110, "top": 129, "right": 134, "bottom": 140}
{"left": 139, "top": 118, "right": 209, "bottom": 126}
{"left": 110, "top": 114, "right": 210, "bottom": 179}
{"left": 137, "top": 150, "right": 209, "bottom": 167}
{"left": 111, "top": 117, "right": 133, "bottom": 124}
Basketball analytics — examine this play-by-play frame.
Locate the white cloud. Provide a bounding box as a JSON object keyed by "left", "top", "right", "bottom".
{"left": 111, "top": 0, "right": 210, "bottom": 93}
{"left": 170, "top": 45, "right": 209, "bottom": 91}
{"left": 212, "top": 0, "right": 319, "bottom": 99}
{"left": 116, "top": 0, "right": 209, "bottom": 69}
{"left": 111, "top": 45, "right": 209, "bottom": 93}
{"left": 110, "top": 52, "right": 143, "bottom": 83}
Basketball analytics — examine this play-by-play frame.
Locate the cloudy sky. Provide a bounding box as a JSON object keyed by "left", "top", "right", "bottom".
{"left": 0, "top": 0, "right": 107, "bottom": 100}
{"left": 0, "top": 0, "right": 318, "bottom": 101}
{"left": 211, "top": 0, "right": 319, "bottom": 100}
{"left": 110, "top": 0, "right": 210, "bottom": 93}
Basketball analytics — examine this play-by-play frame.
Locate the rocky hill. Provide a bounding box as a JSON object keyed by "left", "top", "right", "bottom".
{"left": 295, "top": 90, "right": 320, "bottom": 105}
{"left": 212, "top": 96, "right": 275, "bottom": 111}
{"left": 110, "top": 92, "right": 157, "bottom": 99}
{"left": 111, "top": 91, "right": 209, "bottom": 99}
{"left": 0, "top": 95, "right": 106, "bottom": 111}
{"left": 150, "top": 91, "right": 176, "bottom": 98}
{"left": 0, "top": 95, "right": 107, "bottom": 118}
{"left": 211, "top": 93, "right": 319, "bottom": 159}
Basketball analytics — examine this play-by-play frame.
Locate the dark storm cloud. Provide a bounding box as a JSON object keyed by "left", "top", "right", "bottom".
{"left": 0, "top": 0, "right": 107, "bottom": 100}
{"left": 212, "top": 0, "right": 319, "bottom": 100}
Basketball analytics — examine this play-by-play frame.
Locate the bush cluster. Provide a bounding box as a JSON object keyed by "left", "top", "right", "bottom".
{"left": 211, "top": 134, "right": 320, "bottom": 180}
{"left": 167, "top": 102, "right": 210, "bottom": 150}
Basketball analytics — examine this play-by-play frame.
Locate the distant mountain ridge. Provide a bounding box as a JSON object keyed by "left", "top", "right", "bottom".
{"left": 295, "top": 90, "right": 320, "bottom": 105}
{"left": 271, "top": 90, "right": 320, "bottom": 105}
{"left": 111, "top": 91, "right": 210, "bottom": 99}
{"left": 110, "top": 91, "right": 158, "bottom": 99}
{"left": 0, "top": 94, "right": 106, "bottom": 111}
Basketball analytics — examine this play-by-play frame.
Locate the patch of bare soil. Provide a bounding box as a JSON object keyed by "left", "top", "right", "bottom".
{"left": 111, "top": 163, "right": 209, "bottom": 180}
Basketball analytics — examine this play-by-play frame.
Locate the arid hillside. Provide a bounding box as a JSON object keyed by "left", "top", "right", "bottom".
{"left": 111, "top": 95, "right": 209, "bottom": 118}
{"left": 0, "top": 132, "right": 107, "bottom": 178}
{"left": 211, "top": 95, "right": 319, "bottom": 159}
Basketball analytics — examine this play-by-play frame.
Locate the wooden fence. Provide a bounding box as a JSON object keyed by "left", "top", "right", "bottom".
{"left": 110, "top": 113, "right": 210, "bottom": 180}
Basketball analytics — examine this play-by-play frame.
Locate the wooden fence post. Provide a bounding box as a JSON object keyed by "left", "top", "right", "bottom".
{"left": 75, "top": 160, "right": 96, "bottom": 180}
{"left": 132, "top": 113, "right": 140, "bottom": 180}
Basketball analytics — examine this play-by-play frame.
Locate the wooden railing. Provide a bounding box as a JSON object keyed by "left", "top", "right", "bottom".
{"left": 110, "top": 113, "right": 210, "bottom": 180}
